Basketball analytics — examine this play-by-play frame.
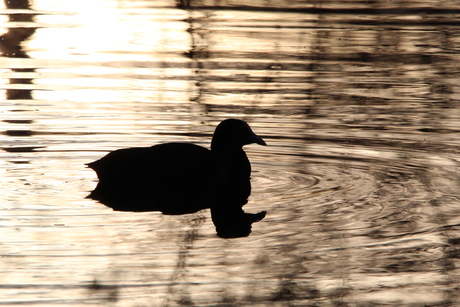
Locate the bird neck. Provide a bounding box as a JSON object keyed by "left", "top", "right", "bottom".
{"left": 210, "top": 141, "right": 242, "bottom": 154}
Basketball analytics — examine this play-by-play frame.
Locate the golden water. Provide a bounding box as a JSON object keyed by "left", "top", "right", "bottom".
{"left": 2, "top": 0, "right": 460, "bottom": 306}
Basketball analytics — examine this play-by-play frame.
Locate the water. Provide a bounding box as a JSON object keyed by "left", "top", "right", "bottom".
{"left": 2, "top": 0, "right": 460, "bottom": 305}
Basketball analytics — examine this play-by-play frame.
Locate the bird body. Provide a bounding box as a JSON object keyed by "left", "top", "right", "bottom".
{"left": 88, "top": 143, "right": 214, "bottom": 214}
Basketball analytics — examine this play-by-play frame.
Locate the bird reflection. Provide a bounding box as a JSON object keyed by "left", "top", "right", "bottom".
{"left": 87, "top": 119, "right": 267, "bottom": 238}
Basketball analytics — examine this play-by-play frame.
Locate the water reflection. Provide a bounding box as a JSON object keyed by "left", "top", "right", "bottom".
{"left": 0, "top": 0, "right": 36, "bottom": 100}
{"left": 2, "top": 0, "right": 460, "bottom": 306}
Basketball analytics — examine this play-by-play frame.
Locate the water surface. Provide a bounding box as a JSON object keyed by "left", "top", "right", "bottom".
{"left": 2, "top": 0, "right": 460, "bottom": 306}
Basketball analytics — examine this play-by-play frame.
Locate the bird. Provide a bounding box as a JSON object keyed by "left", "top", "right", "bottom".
{"left": 86, "top": 119, "right": 267, "bottom": 238}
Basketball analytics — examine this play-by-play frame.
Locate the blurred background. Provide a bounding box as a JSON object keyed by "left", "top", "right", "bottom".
{"left": 2, "top": 0, "right": 460, "bottom": 306}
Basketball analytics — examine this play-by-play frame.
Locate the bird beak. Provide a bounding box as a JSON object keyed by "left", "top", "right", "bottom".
{"left": 248, "top": 133, "right": 267, "bottom": 146}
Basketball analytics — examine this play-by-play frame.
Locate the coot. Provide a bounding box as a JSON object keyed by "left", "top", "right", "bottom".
{"left": 87, "top": 119, "right": 267, "bottom": 238}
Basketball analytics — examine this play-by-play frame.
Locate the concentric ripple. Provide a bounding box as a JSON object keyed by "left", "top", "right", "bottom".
{"left": 234, "top": 132, "right": 460, "bottom": 305}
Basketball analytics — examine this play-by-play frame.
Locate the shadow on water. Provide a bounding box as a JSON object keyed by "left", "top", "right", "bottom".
{"left": 87, "top": 119, "right": 267, "bottom": 238}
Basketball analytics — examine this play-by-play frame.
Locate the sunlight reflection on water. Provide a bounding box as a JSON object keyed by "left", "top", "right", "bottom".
{"left": 2, "top": 0, "right": 460, "bottom": 306}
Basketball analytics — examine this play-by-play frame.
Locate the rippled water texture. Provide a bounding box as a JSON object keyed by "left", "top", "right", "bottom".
{"left": 2, "top": 0, "right": 460, "bottom": 306}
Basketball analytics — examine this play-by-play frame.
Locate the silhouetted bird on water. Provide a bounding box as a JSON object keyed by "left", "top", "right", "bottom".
{"left": 87, "top": 119, "right": 267, "bottom": 238}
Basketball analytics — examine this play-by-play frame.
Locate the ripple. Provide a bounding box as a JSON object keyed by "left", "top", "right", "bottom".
{"left": 2, "top": 0, "right": 460, "bottom": 305}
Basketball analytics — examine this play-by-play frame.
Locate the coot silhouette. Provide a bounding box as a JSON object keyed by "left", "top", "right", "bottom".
{"left": 87, "top": 119, "right": 267, "bottom": 238}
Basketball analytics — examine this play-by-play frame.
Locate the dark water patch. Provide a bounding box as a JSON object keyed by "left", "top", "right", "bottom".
{"left": 174, "top": 5, "right": 460, "bottom": 16}
{"left": 2, "top": 146, "right": 44, "bottom": 152}
{"left": 2, "top": 119, "right": 34, "bottom": 124}
{"left": 4, "top": 130, "right": 33, "bottom": 137}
